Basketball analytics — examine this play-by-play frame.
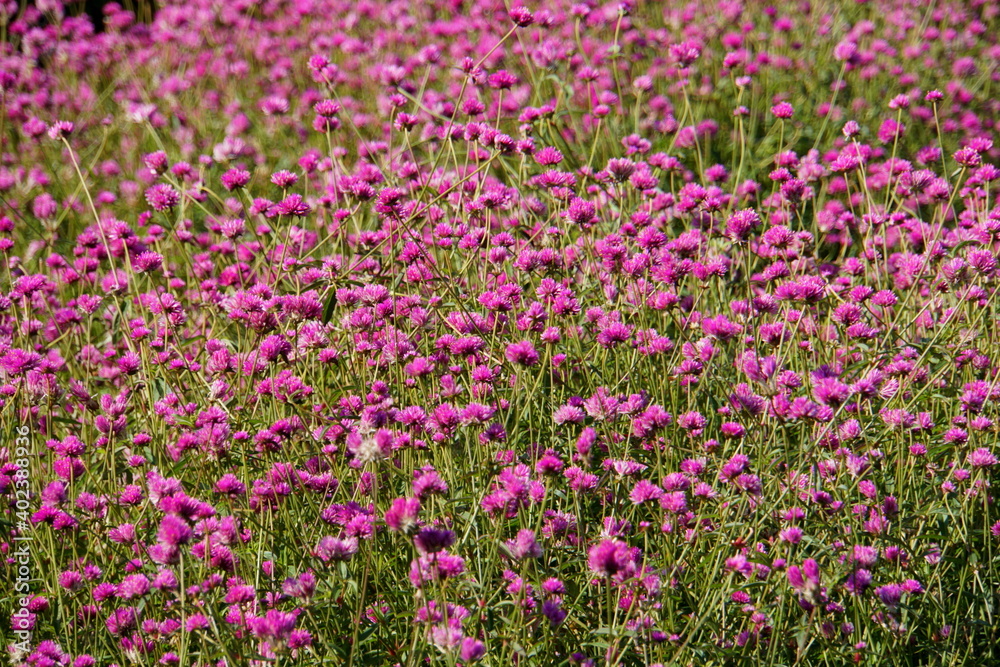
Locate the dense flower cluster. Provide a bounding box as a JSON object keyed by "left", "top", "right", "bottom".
{"left": 2, "top": 0, "right": 1000, "bottom": 665}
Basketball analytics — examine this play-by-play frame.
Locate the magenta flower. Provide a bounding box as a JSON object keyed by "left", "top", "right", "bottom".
{"left": 505, "top": 340, "right": 539, "bottom": 366}
{"left": 1, "top": 348, "right": 41, "bottom": 375}
{"left": 385, "top": 497, "right": 421, "bottom": 534}
{"left": 629, "top": 479, "right": 664, "bottom": 504}
{"left": 221, "top": 168, "right": 251, "bottom": 191}
{"left": 875, "top": 583, "right": 903, "bottom": 609}
{"left": 725, "top": 208, "right": 761, "bottom": 242}
{"left": 409, "top": 551, "right": 466, "bottom": 587}
{"left": 47, "top": 120, "right": 74, "bottom": 140}
{"left": 504, "top": 529, "right": 542, "bottom": 560}
{"left": 587, "top": 538, "right": 635, "bottom": 580}
{"left": 249, "top": 609, "right": 299, "bottom": 646}
{"left": 144, "top": 184, "right": 180, "bottom": 211}
{"left": 133, "top": 251, "right": 163, "bottom": 273}
{"left": 314, "top": 536, "right": 359, "bottom": 562}
{"left": 414, "top": 528, "right": 455, "bottom": 555}
{"left": 460, "top": 637, "right": 486, "bottom": 661}
{"left": 771, "top": 102, "right": 794, "bottom": 119}
{"left": 157, "top": 515, "right": 192, "bottom": 546}
{"left": 968, "top": 448, "right": 998, "bottom": 468}
{"left": 509, "top": 6, "right": 533, "bottom": 26}
{"left": 596, "top": 322, "right": 633, "bottom": 348}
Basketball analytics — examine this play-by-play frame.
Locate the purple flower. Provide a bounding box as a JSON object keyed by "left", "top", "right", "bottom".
{"left": 58, "top": 571, "right": 84, "bottom": 591}
{"left": 133, "top": 251, "right": 163, "bottom": 273}
{"left": 409, "top": 551, "right": 466, "bottom": 586}
{"left": 221, "top": 168, "right": 251, "bottom": 191}
{"left": 117, "top": 574, "right": 150, "bottom": 600}
{"left": 143, "top": 151, "right": 168, "bottom": 175}
{"left": 413, "top": 468, "right": 448, "bottom": 499}
{"left": 729, "top": 384, "right": 765, "bottom": 417}
{"left": 157, "top": 515, "right": 192, "bottom": 546}
{"left": 274, "top": 193, "right": 311, "bottom": 217}
{"left": 725, "top": 208, "right": 761, "bottom": 242}
{"left": 670, "top": 40, "right": 701, "bottom": 66}
{"left": 779, "top": 527, "right": 803, "bottom": 544}
{"left": 509, "top": 6, "right": 533, "bottom": 26}
{"left": 629, "top": 479, "right": 664, "bottom": 504}
{"left": 812, "top": 377, "right": 851, "bottom": 407}
{"left": 271, "top": 170, "right": 299, "bottom": 188}
{"left": 282, "top": 571, "right": 317, "bottom": 601}
{"left": 314, "top": 535, "right": 359, "bottom": 562}
{"left": 505, "top": 340, "right": 539, "bottom": 366}
{"left": 553, "top": 404, "right": 585, "bottom": 425}
{"left": 47, "top": 120, "right": 74, "bottom": 140}
{"left": 565, "top": 198, "right": 598, "bottom": 227}
{"left": 771, "top": 102, "right": 794, "bottom": 119}
{"left": 214, "top": 474, "right": 246, "bottom": 495}
{"left": 724, "top": 555, "right": 753, "bottom": 578}
{"left": 788, "top": 558, "right": 821, "bottom": 591}
{"left": 968, "top": 448, "right": 998, "bottom": 468}
{"left": 719, "top": 454, "right": 749, "bottom": 481}
{"left": 145, "top": 184, "right": 180, "bottom": 212}
{"left": 541, "top": 599, "right": 567, "bottom": 627}
{"left": 968, "top": 249, "right": 997, "bottom": 276}
{"left": 249, "top": 609, "right": 298, "bottom": 645}
{"left": 587, "top": 538, "right": 635, "bottom": 580}
{"left": 850, "top": 545, "right": 879, "bottom": 569}
{"left": 105, "top": 606, "right": 139, "bottom": 636}
{"left": 844, "top": 569, "right": 872, "bottom": 596}
{"left": 504, "top": 529, "right": 542, "bottom": 559}
{"left": 877, "top": 118, "right": 904, "bottom": 143}
{"left": 605, "top": 158, "right": 636, "bottom": 182}
{"left": 460, "top": 637, "right": 486, "bottom": 661}
{"left": 385, "top": 496, "right": 421, "bottom": 534}
{"left": 596, "top": 322, "right": 633, "bottom": 348}
{"left": 875, "top": 583, "right": 903, "bottom": 609}
{"left": 414, "top": 528, "right": 455, "bottom": 555}
{"left": 1, "top": 349, "right": 41, "bottom": 375}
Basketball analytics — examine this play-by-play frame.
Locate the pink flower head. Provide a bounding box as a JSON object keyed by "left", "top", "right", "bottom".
{"left": 314, "top": 535, "right": 359, "bottom": 562}
{"left": 221, "top": 168, "right": 251, "bottom": 191}
{"left": 145, "top": 184, "right": 180, "bottom": 212}
{"left": 385, "top": 496, "right": 421, "bottom": 534}
{"left": 505, "top": 340, "right": 539, "bottom": 366}
{"left": 587, "top": 538, "right": 636, "bottom": 580}
{"left": 504, "top": 529, "right": 542, "bottom": 559}
{"left": 771, "top": 102, "right": 794, "bottom": 119}
{"left": 968, "top": 448, "right": 998, "bottom": 468}
{"left": 509, "top": 6, "right": 533, "bottom": 26}
{"left": 157, "top": 515, "right": 192, "bottom": 546}
{"left": 249, "top": 609, "right": 298, "bottom": 645}
{"left": 47, "top": 120, "right": 74, "bottom": 140}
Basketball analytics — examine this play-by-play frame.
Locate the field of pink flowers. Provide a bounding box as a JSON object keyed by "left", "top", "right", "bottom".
{"left": 2, "top": 0, "right": 1000, "bottom": 664}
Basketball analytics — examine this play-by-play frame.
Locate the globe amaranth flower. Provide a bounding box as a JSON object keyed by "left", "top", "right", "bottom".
{"left": 145, "top": 184, "right": 180, "bottom": 212}
{"left": 414, "top": 527, "right": 455, "bottom": 555}
{"left": 157, "top": 515, "right": 192, "bottom": 546}
{"left": 505, "top": 340, "right": 539, "bottom": 366}
{"left": 249, "top": 609, "right": 299, "bottom": 649}
{"left": 314, "top": 535, "right": 358, "bottom": 562}
{"left": 504, "top": 529, "right": 542, "bottom": 560}
{"left": 218, "top": 169, "right": 250, "bottom": 192}
{"left": 409, "top": 550, "right": 466, "bottom": 587}
{"left": 771, "top": 102, "right": 794, "bottom": 119}
{"left": 725, "top": 208, "right": 761, "bottom": 243}
{"left": 385, "top": 496, "right": 421, "bottom": 534}
{"left": 968, "top": 448, "right": 998, "bottom": 468}
{"left": 587, "top": 538, "right": 636, "bottom": 580}
{"left": 509, "top": 6, "right": 533, "bottom": 26}
{"left": 47, "top": 120, "right": 74, "bottom": 140}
